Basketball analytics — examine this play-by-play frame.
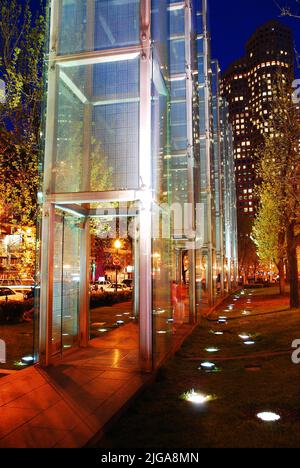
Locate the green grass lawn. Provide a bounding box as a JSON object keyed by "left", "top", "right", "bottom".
{"left": 95, "top": 288, "right": 300, "bottom": 448}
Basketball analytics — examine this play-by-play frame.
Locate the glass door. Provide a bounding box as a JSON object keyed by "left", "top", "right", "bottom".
{"left": 52, "top": 210, "right": 81, "bottom": 355}
{"left": 88, "top": 205, "right": 139, "bottom": 340}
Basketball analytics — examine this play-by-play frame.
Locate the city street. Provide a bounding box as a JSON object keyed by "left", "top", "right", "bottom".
{"left": 94, "top": 287, "right": 300, "bottom": 448}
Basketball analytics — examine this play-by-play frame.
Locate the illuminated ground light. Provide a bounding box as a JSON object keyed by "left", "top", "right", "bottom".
{"left": 218, "top": 318, "right": 227, "bottom": 324}
{"left": 167, "top": 318, "right": 174, "bottom": 323}
{"left": 123, "top": 313, "right": 130, "bottom": 316}
{"left": 21, "top": 356, "right": 34, "bottom": 365}
{"left": 153, "top": 309, "right": 166, "bottom": 315}
{"left": 199, "top": 361, "right": 216, "bottom": 372}
{"left": 239, "top": 334, "right": 251, "bottom": 341}
{"left": 157, "top": 330, "right": 168, "bottom": 334}
{"left": 212, "top": 331, "right": 223, "bottom": 335}
{"left": 116, "top": 320, "right": 125, "bottom": 325}
{"left": 98, "top": 328, "right": 108, "bottom": 333}
{"left": 182, "top": 389, "right": 214, "bottom": 405}
{"left": 257, "top": 412, "right": 281, "bottom": 422}
{"left": 244, "top": 340, "right": 255, "bottom": 346}
{"left": 205, "top": 347, "right": 219, "bottom": 353}
{"left": 129, "top": 316, "right": 135, "bottom": 320}
{"left": 242, "top": 310, "right": 250, "bottom": 316}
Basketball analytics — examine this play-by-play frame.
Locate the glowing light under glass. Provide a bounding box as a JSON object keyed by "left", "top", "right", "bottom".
{"left": 244, "top": 341, "right": 255, "bottom": 345}
{"left": 239, "top": 334, "right": 250, "bottom": 340}
{"left": 183, "top": 390, "right": 211, "bottom": 404}
{"left": 205, "top": 347, "right": 219, "bottom": 353}
{"left": 218, "top": 318, "right": 227, "bottom": 324}
{"left": 257, "top": 412, "right": 281, "bottom": 422}
{"left": 21, "top": 356, "right": 34, "bottom": 364}
{"left": 199, "top": 362, "right": 216, "bottom": 371}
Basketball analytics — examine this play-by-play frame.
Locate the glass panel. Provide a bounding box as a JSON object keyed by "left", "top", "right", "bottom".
{"left": 89, "top": 205, "right": 138, "bottom": 340}
{"left": 52, "top": 211, "right": 80, "bottom": 355}
{"left": 52, "top": 213, "right": 64, "bottom": 354}
{"left": 152, "top": 212, "right": 174, "bottom": 367}
{"left": 169, "top": 39, "right": 185, "bottom": 74}
{"left": 152, "top": 0, "right": 169, "bottom": 72}
{"left": 58, "top": 0, "right": 140, "bottom": 55}
{"left": 53, "top": 57, "right": 140, "bottom": 193}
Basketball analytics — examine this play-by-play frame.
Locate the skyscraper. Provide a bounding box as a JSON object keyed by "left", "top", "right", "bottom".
{"left": 222, "top": 20, "right": 294, "bottom": 264}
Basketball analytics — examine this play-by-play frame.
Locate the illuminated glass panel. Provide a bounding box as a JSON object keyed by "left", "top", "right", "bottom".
{"left": 58, "top": 0, "right": 140, "bottom": 55}
{"left": 53, "top": 57, "right": 140, "bottom": 193}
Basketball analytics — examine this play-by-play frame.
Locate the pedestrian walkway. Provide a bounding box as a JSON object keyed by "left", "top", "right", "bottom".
{"left": 94, "top": 287, "right": 300, "bottom": 448}
{"left": 0, "top": 303, "right": 196, "bottom": 448}
{"left": 0, "top": 322, "right": 150, "bottom": 448}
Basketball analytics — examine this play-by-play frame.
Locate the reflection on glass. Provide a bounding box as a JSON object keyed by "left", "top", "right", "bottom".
{"left": 54, "top": 58, "right": 140, "bottom": 193}
{"left": 52, "top": 212, "right": 80, "bottom": 354}
{"left": 58, "top": 0, "right": 140, "bottom": 55}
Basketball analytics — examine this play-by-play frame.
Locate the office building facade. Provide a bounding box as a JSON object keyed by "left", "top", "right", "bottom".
{"left": 222, "top": 20, "right": 294, "bottom": 250}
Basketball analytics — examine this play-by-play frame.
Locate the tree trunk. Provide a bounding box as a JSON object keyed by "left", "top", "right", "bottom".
{"left": 277, "top": 259, "right": 285, "bottom": 295}
{"left": 287, "top": 222, "right": 299, "bottom": 309}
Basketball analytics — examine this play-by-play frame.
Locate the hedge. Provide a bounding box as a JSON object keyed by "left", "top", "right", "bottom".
{"left": 90, "top": 291, "right": 132, "bottom": 309}
{"left": 0, "top": 299, "right": 34, "bottom": 324}
{"left": 0, "top": 292, "right": 132, "bottom": 324}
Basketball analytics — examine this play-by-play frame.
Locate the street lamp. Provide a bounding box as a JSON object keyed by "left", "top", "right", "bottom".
{"left": 114, "top": 239, "right": 122, "bottom": 293}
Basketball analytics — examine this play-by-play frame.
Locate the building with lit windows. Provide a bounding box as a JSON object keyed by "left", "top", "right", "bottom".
{"left": 28, "top": 0, "right": 238, "bottom": 375}
{"left": 222, "top": 20, "right": 294, "bottom": 253}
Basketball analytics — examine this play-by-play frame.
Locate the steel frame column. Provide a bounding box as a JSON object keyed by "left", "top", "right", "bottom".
{"left": 39, "top": 203, "right": 55, "bottom": 366}
{"left": 202, "top": 0, "right": 214, "bottom": 307}
{"left": 79, "top": 219, "right": 90, "bottom": 347}
{"left": 139, "top": 0, "right": 152, "bottom": 372}
{"left": 185, "top": 0, "right": 196, "bottom": 322}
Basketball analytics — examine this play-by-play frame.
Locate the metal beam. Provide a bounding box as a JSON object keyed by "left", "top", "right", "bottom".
{"left": 39, "top": 203, "right": 55, "bottom": 366}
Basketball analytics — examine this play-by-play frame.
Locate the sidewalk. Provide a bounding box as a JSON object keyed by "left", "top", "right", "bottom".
{"left": 0, "top": 314, "right": 195, "bottom": 448}
{"left": 0, "top": 323, "right": 151, "bottom": 448}
{"left": 94, "top": 287, "right": 300, "bottom": 448}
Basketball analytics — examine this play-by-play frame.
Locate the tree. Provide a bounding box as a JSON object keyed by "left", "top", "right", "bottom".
{"left": 275, "top": 0, "right": 300, "bottom": 19}
{"left": 238, "top": 217, "right": 259, "bottom": 282}
{"left": 252, "top": 183, "right": 286, "bottom": 294}
{"left": 254, "top": 76, "right": 300, "bottom": 308}
{"left": 0, "top": 0, "right": 45, "bottom": 226}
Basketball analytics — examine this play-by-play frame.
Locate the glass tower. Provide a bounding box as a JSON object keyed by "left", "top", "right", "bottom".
{"left": 37, "top": 0, "right": 238, "bottom": 372}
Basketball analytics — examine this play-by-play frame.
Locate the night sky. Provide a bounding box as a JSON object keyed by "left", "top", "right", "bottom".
{"left": 25, "top": 0, "right": 300, "bottom": 75}
{"left": 210, "top": 0, "right": 300, "bottom": 73}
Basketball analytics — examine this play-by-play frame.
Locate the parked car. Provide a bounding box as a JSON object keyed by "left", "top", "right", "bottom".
{"left": 0, "top": 278, "right": 34, "bottom": 292}
{"left": 122, "top": 279, "right": 133, "bottom": 290}
{"left": 24, "top": 288, "right": 35, "bottom": 300}
{"left": 106, "top": 283, "right": 130, "bottom": 293}
{"left": 0, "top": 287, "right": 25, "bottom": 302}
{"left": 90, "top": 281, "right": 112, "bottom": 293}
